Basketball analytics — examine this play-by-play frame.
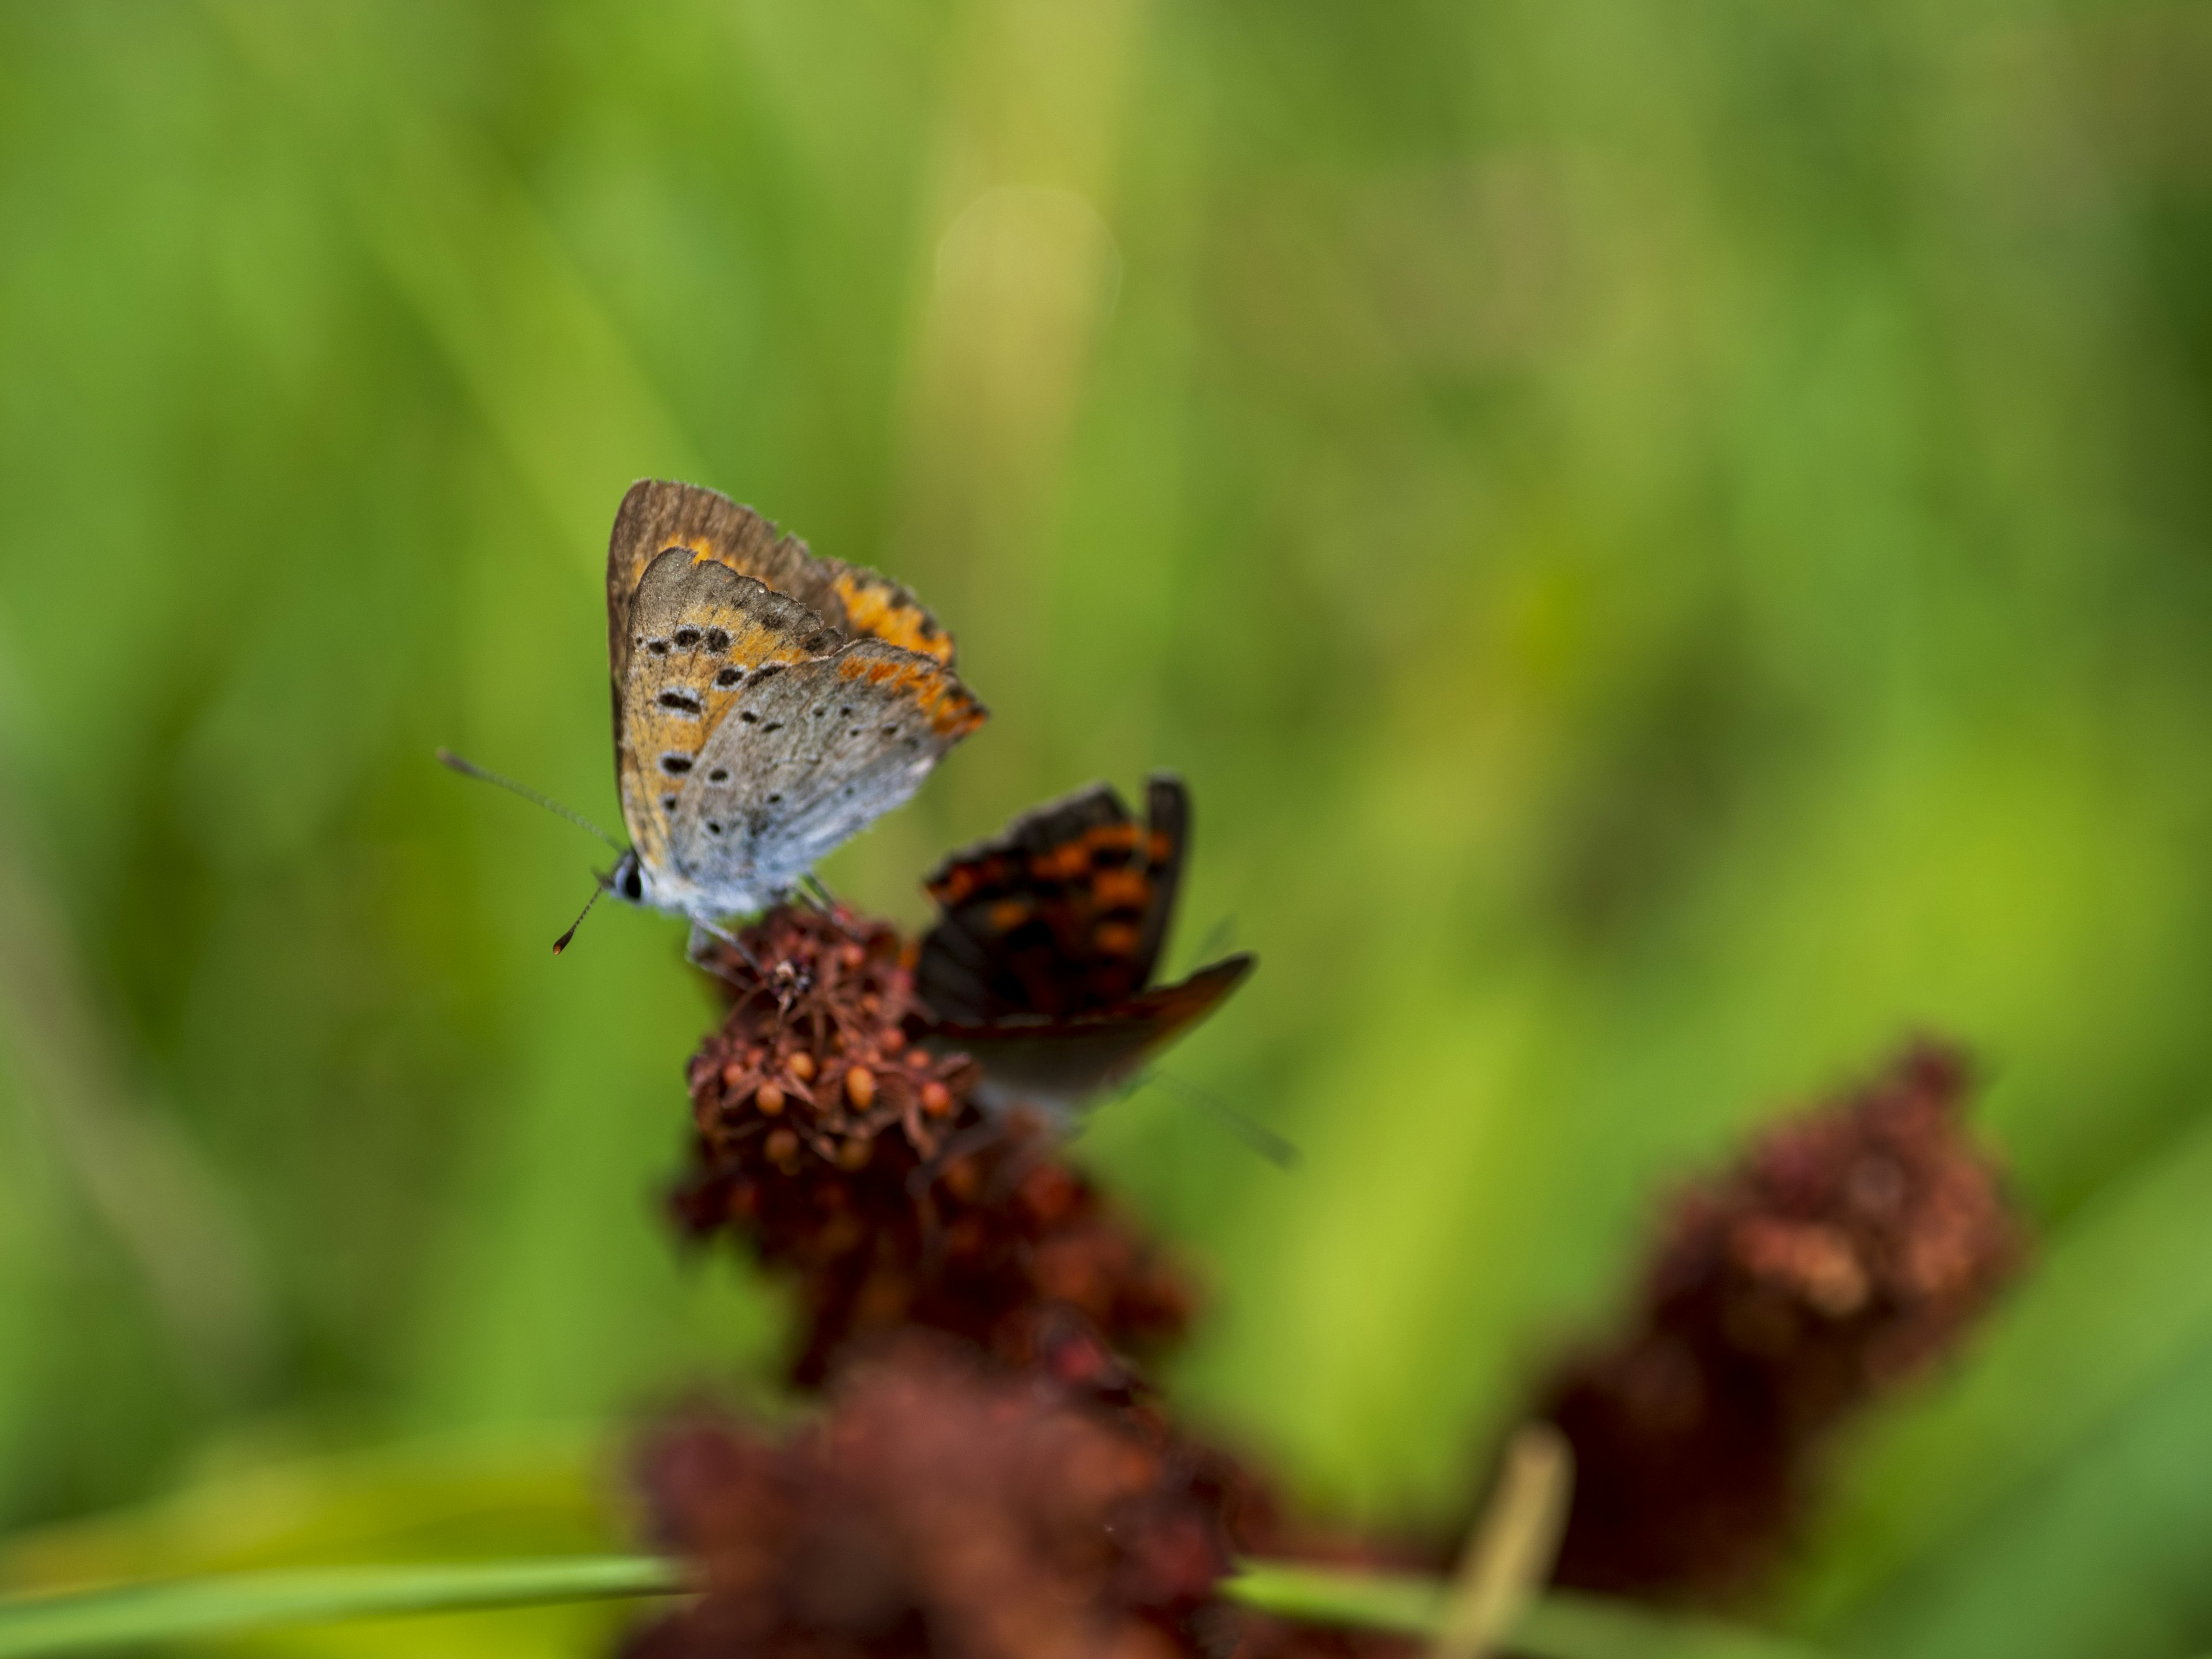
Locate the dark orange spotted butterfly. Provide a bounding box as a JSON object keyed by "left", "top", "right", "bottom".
{"left": 915, "top": 775, "right": 1255, "bottom": 1118}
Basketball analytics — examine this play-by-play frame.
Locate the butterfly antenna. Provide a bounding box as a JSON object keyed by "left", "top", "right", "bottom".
{"left": 552, "top": 879, "right": 607, "bottom": 956}
{"left": 1145, "top": 1069, "right": 1301, "bottom": 1169}
{"left": 1184, "top": 914, "right": 1240, "bottom": 974}
{"left": 437, "top": 748, "right": 623, "bottom": 851}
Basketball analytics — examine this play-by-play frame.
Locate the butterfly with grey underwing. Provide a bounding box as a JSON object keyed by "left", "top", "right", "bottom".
{"left": 444, "top": 479, "right": 986, "bottom": 956}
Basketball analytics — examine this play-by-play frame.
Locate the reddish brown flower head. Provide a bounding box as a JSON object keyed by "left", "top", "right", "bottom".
{"left": 624, "top": 1339, "right": 1238, "bottom": 1659}
{"left": 675, "top": 906, "right": 1195, "bottom": 1385}
{"left": 1540, "top": 1040, "right": 2027, "bottom": 1601}
{"left": 683, "top": 905, "right": 980, "bottom": 1172}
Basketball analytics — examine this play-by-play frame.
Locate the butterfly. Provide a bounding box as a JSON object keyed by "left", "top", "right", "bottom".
{"left": 444, "top": 480, "right": 985, "bottom": 952}
{"left": 599, "top": 480, "right": 986, "bottom": 934}
{"left": 914, "top": 774, "right": 1255, "bottom": 1119}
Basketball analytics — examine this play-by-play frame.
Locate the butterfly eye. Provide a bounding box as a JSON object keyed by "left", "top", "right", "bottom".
{"left": 622, "top": 863, "right": 644, "bottom": 902}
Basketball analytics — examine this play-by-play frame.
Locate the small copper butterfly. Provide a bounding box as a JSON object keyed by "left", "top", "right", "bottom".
{"left": 600, "top": 481, "right": 985, "bottom": 930}
{"left": 914, "top": 774, "right": 1256, "bottom": 1116}
{"left": 445, "top": 480, "right": 986, "bottom": 952}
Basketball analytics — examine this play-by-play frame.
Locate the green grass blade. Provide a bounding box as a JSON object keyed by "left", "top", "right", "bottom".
{"left": 0, "top": 1552, "right": 1835, "bottom": 1659}
{"left": 0, "top": 1555, "right": 688, "bottom": 1656}
{"left": 1223, "top": 1563, "right": 1833, "bottom": 1659}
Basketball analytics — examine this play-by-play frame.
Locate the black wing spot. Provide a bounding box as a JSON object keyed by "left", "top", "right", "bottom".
{"left": 813, "top": 705, "right": 827, "bottom": 717}
{"left": 704, "top": 628, "right": 732, "bottom": 654}
{"left": 660, "top": 794, "right": 677, "bottom": 813}
{"left": 767, "top": 793, "right": 783, "bottom": 804}
{"left": 839, "top": 705, "right": 853, "bottom": 717}
{"left": 749, "top": 664, "right": 785, "bottom": 685}
{"left": 740, "top": 711, "right": 760, "bottom": 725}
{"left": 657, "top": 690, "right": 702, "bottom": 714}
{"left": 715, "top": 667, "right": 744, "bottom": 687}
{"left": 706, "top": 821, "right": 724, "bottom": 836}
{"left": 646, "top": 638, "right": 670, "bottom": 656}
{"left": 803, "top": 631, "right": 837, "bottom": 653}
{"left": 707, "top": 768, "right": 729, "bottom": 783}
{"left": 850, "top": 728, "right": 862, "bottom": 737}
{"left": 672, "top": 627, "right": 701, "bottom": 649}
{"left": 881, "top": 725, "right": 897, "bottom": 736}
{"left": 903, "top": 738, "right": 919, "bottom": 750}
{"left": 763, "top": 722, "right": 785, "bottom": 734}
{"left": 661, "top": 753, "right": 695, "bottom": 776}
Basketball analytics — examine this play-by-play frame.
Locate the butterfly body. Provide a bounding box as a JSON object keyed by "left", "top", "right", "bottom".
{"left": 916, "top": 775, "right": 1253, "bottom": 1115}
{"left": 605, "top": 481, "right": 984, "bottom": 926}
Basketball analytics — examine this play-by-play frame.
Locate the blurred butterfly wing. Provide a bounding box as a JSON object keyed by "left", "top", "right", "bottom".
{"left": 1133, "top": 772, "right": 1190, "bottom": 988}
{"left": 608, "top": 481, "right": 956, "bottom": 688}
{"left": 668, "top": 638, "right": 986, "bottom": 915}
{"left": 918, "top": 782, "right": 1130, "bottom": 1020}
{"left": 916, "top": 775, "right": 1191, "bottom": 1022}
{"left": 930, "top": 955, "right": 1256, "bottom": 1114}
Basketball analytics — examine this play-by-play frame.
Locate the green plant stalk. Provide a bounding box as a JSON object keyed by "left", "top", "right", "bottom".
{"left": 0, "top": 1554, "right": 1832, "bottom": 1659}
{"left": 1226, "top": 1563, "right": 1831, "bottom": 1659}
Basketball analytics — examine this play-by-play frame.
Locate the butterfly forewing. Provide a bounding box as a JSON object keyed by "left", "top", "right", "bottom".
{"left": 1133, "top": 774, "right": 1190, "bottom": 987}
{"left": 609, "top": 480, "right": 957, "bottom": 677}
{"left": 917, "top": 776, "right": 1191, "bottom": 1022}
{"left": 614, "top": 549, "right": 840, "bottom": 883}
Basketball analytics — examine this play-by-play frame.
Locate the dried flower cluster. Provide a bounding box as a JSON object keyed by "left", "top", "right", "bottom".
{"left": 644, "top": 884, "right": 2025, "bottom": 1652}
{"left": 624, "top": 1339, "right": 1239, "bottom": 1659}
{"left": 1539, "top": 1042, "right": 2025, "bottom": 1600}
{"left": 683, "top": 905, "right": 977, "bottom": 1171}
{"left": 673, "top": 904, "right": 1195, "bottom": 1385}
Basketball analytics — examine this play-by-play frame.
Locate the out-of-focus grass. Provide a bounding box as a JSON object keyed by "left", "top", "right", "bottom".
{"left": 4, "top": 1, "right": 2212, "bottom": 1655}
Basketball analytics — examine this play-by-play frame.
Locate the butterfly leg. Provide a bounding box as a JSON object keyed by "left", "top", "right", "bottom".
{"left": 800, "top": 872, "right": 841, "bottom": 912}
{"left": 686, "top": 918, "right": 763, "bottom": 982}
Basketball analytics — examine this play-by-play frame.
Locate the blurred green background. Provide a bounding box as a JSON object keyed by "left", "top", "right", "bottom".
{"left": 4, "top": 1, "right": 2212, "bottom": 1654}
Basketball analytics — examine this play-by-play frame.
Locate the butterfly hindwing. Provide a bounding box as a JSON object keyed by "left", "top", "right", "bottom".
{"left": 668, "top": 638, "right": 984, "bottom": 910}
{"left": 930, "top": 955, "right": 1256, "bottom": 1111}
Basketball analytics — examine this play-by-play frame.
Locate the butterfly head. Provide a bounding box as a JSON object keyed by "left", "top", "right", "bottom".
{"left": 608, "top": 847, "right": 649, "bottom": 907}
